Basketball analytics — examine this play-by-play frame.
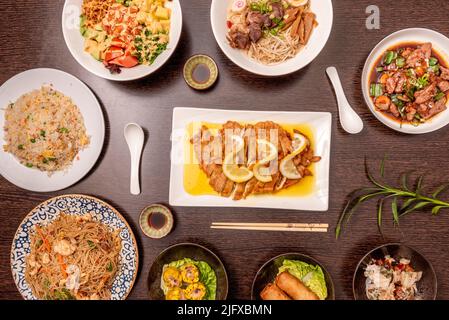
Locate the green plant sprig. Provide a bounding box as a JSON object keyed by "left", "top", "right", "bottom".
{"left": 335, "top": 158, "right": 449, "bottom": 238}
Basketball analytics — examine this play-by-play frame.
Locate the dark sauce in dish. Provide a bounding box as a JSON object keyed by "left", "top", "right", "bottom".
{"left": 148, "top": 212, "right": 167, "bottom": 230}
{"left": 191, "top": 63, "right": 211, "bottom": 84}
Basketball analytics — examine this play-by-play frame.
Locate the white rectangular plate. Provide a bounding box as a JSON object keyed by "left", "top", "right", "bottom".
{"left": 169, "top": 107, "right": 332, "bottom": 211}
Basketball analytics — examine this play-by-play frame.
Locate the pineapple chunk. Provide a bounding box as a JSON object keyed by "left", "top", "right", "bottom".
{"left": 136, "top": 11, "right": 147, "bottom": 24}
{"left": 155, "top": 6, "right": 170, "bottom": 20}
{"left": 84, "top": 39, "right": 97, "bottom": 52}
{"left": 150, "top": 21, "right": 163, "bottom": 34}
{"left": 159, "top": 34, "right": 169, "bottom": 43}
{"left": 145, "top": 14, "right": 154, "bottom": 26}
{"left": 143, "top": 0, "right": 153, "bottom": 12}
{"left": 160, "top": 20, "right": 170, "bottom": 32}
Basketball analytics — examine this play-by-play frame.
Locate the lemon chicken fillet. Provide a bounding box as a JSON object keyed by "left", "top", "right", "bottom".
{"left": 190, "top": 121, "right": 320, "bottom": 200}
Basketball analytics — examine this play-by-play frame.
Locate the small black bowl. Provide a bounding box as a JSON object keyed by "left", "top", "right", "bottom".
{"left": 353, "top": 243, "right": 437, "bottom": 300}
{"left": 147, "top": 242, "right": 228, "bottom": 300}
{"left": 251, "top": 253, "right": 335, "bottom": 300}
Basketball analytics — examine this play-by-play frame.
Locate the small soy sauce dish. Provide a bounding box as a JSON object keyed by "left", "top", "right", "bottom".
{"left": 139, "top": 204, "right": 174, "bottom": 239}
{"left": 183, "top": 54, "right": 219, "bottom": 90}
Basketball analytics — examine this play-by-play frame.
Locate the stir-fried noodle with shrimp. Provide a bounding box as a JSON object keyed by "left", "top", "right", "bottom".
{"left": 25, "top": 214, "right": 121, "bottom": 300}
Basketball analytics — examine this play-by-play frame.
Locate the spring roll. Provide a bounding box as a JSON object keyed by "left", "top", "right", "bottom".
{"left": 275, "top": 271, "right": 319, "bottom": 300}
{"left": 260, "top": 283, "right": 291, "bottom": 300}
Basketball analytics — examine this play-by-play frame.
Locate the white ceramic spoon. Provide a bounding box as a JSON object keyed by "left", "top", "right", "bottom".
{"left": 124, "top": 123, "right": 145, "bottom": 195}
{"left": 326, "top": 66, "right": 364, "bottom": 134}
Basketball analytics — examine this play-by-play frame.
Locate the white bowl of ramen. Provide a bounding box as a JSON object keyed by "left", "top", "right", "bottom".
{"left": 211, "top": 0, "right": 333, "bottom": 76}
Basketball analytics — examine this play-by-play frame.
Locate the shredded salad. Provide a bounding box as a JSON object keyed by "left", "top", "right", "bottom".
{"left": 364, "top": 255, "right": 423, "bottom": 300}
{"left": 80, "top": 0, "right": 171, "bottom": 73}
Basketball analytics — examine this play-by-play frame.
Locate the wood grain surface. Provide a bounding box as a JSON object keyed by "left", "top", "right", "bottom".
{"left": 1, "top": 0, "right": 449, "bottom": 300}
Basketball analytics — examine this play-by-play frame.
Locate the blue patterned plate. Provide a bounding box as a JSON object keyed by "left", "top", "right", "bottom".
{"left": 10, "top": 194, "right": 139, "bottom": 300}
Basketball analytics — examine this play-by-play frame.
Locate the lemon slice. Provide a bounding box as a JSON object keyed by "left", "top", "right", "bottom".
{"left": 253, "top": 139, "right": 278, "bottom": 183}
{"left": 223, "top": 135, "right": 253, "bottom": 183}
{"left": 223, "top": 164, "right": 254, "bottom": 183}
{"left": 279, "top": 158, "right": 302, "bottom": 179}
{"left": 279, "top": 133, "right": 308, "bottom": 179}
{"left": 288, "top": 0, "right": 308, "bottom": 7}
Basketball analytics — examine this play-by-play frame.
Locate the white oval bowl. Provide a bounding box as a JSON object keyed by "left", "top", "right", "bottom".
{"left": 362, "top": 28, "right": 449, "bottom": 134}
{"left": 210, "top": 0, "right": 333, "bottom": 76}
{"left": 62, "top": 0, "right": 183, "bottom": 81}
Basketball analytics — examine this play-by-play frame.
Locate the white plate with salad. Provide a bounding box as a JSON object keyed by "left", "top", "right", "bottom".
{"left": 62, "top": 0, "right": 182, "bottom": 81}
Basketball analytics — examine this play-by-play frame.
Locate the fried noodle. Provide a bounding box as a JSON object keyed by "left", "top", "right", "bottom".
{"left": 25, "top": 214, "right": 121, "bottom": 300}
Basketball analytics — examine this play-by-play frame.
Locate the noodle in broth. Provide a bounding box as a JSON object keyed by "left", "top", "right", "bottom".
{"left": 226, "top": 0, "right": 316, "bottom": 65}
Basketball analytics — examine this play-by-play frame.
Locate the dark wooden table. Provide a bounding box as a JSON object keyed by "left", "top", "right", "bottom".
{"left": 2, "top": 0, "right": 449, "bottom": 300}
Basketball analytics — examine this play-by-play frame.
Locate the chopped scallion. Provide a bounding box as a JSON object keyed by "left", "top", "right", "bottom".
{"left": 384, "top": 51, "right": 397, "bottom": 65}
{"left": 396, "top": 57, "right": 405, "bottom": 68}
{"left": 370, "top": 83, "right": 383, "bottom": 97}
{"left": 87, "top": 240, "right": 96, "bottom": 249}
{"left": 429, "top": 57, "right": 438, "bottom": 66}
{"left": 435, "top": 92, "right": 446, "bottom": 101}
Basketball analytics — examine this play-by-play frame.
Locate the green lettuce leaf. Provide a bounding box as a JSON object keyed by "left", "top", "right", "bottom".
{"left": 278, "top": 259, "right": 328, "bottom": 300}
{"left": 168, "top": 258, "right": 194, "bottom": 269}
{"left": 195, "top": 261, "right": 217, "bottom": 300}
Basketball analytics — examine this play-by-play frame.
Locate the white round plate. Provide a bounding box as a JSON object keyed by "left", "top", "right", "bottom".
{"left": 11, "top": 194, "right": 139, "bottom": 300}
{"left": 210, "top": 0, "right": 333, "bottom": 76}
{"left": 0, "top": 68, "right": 105, "bottom": 192}
{"left": 362, "top": 28, "right": 449, "bottom": 134}
{"left": 62, "top": 0, "right": 183, "bottom": 81}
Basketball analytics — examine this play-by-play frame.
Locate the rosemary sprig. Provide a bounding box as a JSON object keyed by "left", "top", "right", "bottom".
{"left": 335, "top": 158, "right": 449, "bottom": 238}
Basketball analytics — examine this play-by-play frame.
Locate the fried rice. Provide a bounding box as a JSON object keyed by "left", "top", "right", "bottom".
{"left": 3, "top": 86, "right": 90, "bottom": 173}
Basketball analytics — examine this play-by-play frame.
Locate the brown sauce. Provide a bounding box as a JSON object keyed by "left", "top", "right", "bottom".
{"left": 148, "top": 212, "right": 167, "bottom": 230}
{"left": 191, "top": 63, "right": 211, "bottom": 84}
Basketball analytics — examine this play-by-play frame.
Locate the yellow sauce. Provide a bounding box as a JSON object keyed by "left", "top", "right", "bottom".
{"left": 183, "top": 122, "right": 317, "bottom": 198}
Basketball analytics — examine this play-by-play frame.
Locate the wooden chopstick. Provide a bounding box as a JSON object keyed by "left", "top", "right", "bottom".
{"left": 211, "top": 226, "right": 327, "bottom": 232}
{"left": 211, "top": 222, "right": 328, "bottom": 233}
{"left": 212, "top": 222, "right": 328, "bottom": 228}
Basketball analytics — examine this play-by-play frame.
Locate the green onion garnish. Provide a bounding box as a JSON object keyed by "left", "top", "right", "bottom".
{"left": 429, "top": 57, "right": 438, "bottom": 66}
{"left": 370, "top": 83, "right": 384, "bottom": 97}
